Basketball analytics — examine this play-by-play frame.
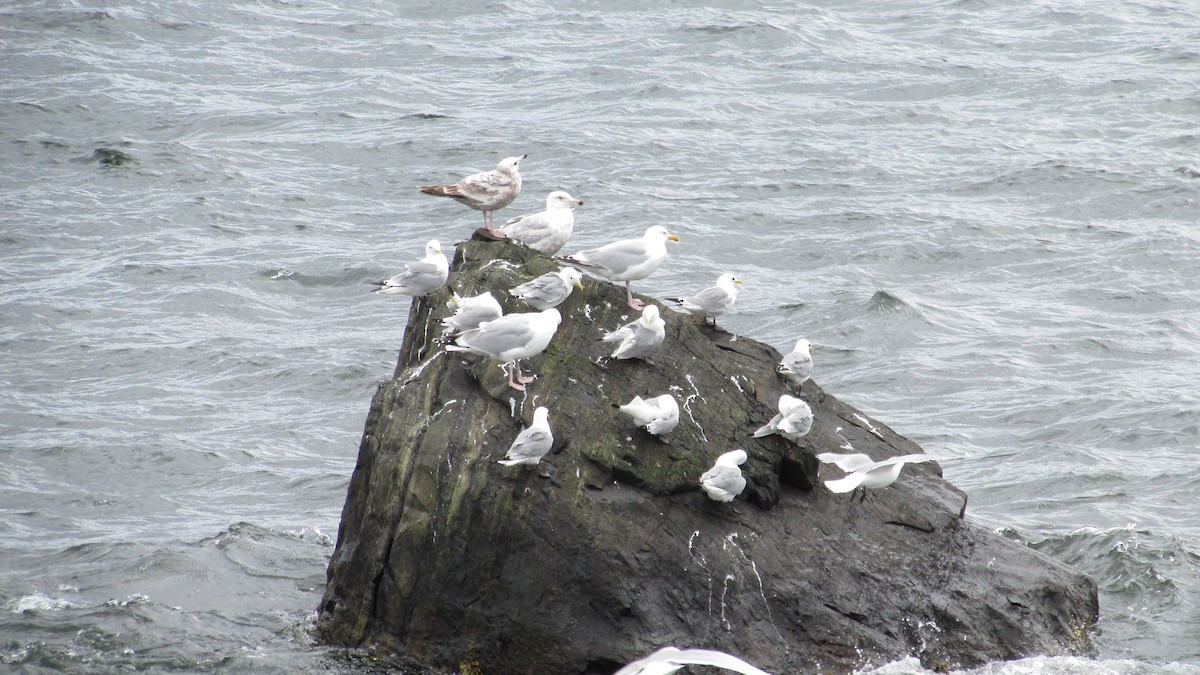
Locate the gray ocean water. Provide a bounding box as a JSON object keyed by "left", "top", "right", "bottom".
{"left": 3, "top": 0, "right": 1199, "bottom": 672}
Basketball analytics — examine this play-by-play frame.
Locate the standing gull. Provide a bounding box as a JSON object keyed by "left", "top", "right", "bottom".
{"left": 498, "top": 190, "right": 584, "bottom": 255}
{"left": 441, "top": 291, "right": 503, "bottom": 334}
{"left": 603, "top": 305, "right": 665, "bottom": 360}
{"left": 667, "top": 273, "right": 743, "bottom": 327}
{"left": 444, "top": 308, "right": 561, "bottom": 391}
{"left": 752, "top": 394, "right": 813, "bottom": 443}
{"left": 618, "top": 393, "right": 680, "bottom": 436}
{"left": 615, "top": 646, "right": 771, "bottom": 675}
{"left": 558, "top": 225, "right": 679, "bottom": 310}
{"left": 778, "top": 338, "right": 814, "bottom": 393}
{"left": 418, "top": 154, "right": 526, "bottom": 238}
{"left": 371, "top": 239, "right": 449, "bottom": 297}
{"left": 699, "top": 449, "right": 749, "bottom": 502}
{"left": 497, "top": 406, "right": 554, "bottom": 467}
{"left": 509, "top": 267, "right": 584, "bottom": 310}
{"left": 816, "top": 452, "right": 934, "bottom": 500}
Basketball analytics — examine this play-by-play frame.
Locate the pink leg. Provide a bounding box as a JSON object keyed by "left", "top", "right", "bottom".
{"left": 506, "top": 363, "right": 527, "bottom": 391}
{"left": 513, "top": 360, "right": 535, "bottom": 385}
{"left": 482, "top": 210, "right": 507, "bottom": 239}
{"left": 626, "top": 282, "right": 644, "bottom": 311}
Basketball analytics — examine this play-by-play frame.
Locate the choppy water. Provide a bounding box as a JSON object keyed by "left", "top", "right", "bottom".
{"left": 3, "top": 0, "right": 1200, "bottom": 672}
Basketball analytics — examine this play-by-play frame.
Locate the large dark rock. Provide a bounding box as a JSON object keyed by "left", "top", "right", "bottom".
{"left": 317, "top": 236, "right": 1098, "bottom": 674}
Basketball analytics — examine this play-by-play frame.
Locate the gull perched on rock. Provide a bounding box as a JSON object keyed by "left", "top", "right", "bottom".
{"left": 444, "top": 308, "right": 561, "bottom": 391}
{"left": 603, "top": 305, "right": 665, "bottom": 360}
{"left": 778, "top": 338, "right": 814, "bottom": 393}
{"left": 418, "top": 154, "right": 525, "bottom": 237}
{"left": 667, "top": 273, "right": 743, "bottom": 327}
{"left": 816, "top": 452, "right": 934, "bottom": 501}
{"left": 441, "top": 291, "right": 503, "bottom": 334}
{"left": 618, "top": 394, "right": 680, "bottom": 436}
{"left": 509, "top": 267, "right": 584, "bottom": 310}
{"left": 699, "top": 449, "right": 749, "bottom": 502}
{"left": 371, "top": 239, "right": 449, "bottom": 297}
{"left": 498, "top": 190, "right": 584, "bottom": 255}
{"left": 752, "top": 394, "right": 813, "bottom": 443}
{"left": 615, "top": 646, "right": 772, "bottom": 675}
{"left": 557, "top": 225, "right": 679, "bottom": 310}
{"left": 497, "top": 406, "right": 554, "bottom": 467}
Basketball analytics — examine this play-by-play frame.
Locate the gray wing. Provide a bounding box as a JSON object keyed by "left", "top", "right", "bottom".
{"left": 611, "top": 323, "right": 664, "bottom": 359}
{"left": 569, "top": 238, "right": 648, "bottom": 275}
{"left": 512, "top": 275, "right": 569, "bottom": 308}
{"left": 872, "top": 453, "right": 933, "bottom": 468}
{"left": 680, "top": 285, "right": 733, "bottom": 314}
{"left": 454, "top": 316, "right": 537, "bottom": 356}
{"left": 457, "top": 169, "right": 515, "bottom": 204}
{"left": 816, "top": 452, "right": 876, "bottom": 472}
{"left": 778, "top": 407, "right": 814, "bottom": 438}
{"left": 506, "top": 428, "right": 553, "bottom": 461}
{"left": 443, "top": 304, "right": 502, "bottom": 331}
{"left": 614, "top": 647, "right": 772, "bottom": 675}
{"left": 752, "top": 412, "right": 784, "bottom": 437}
{"left": 779, "top": 350, "right": 813, "bottom": 379}
{"left": 379, "top": 260, "right": 445, "bottom": 294}
{"left": 700, "top": 464, "right": 746, "bottom": 494}
{"left": 500, "top": 210, "right": 553, "bottom": 240}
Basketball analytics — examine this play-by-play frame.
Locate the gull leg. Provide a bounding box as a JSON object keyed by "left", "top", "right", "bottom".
{"left": 482, "top": 210, "right": 508, "bottom": 240}
{"left": 513, "top": 360, "right": 536, "bottom": 385}
{"left": 506, "top": 362, "right": 528, "bottom": 391}
{"left": 626, "top": 282, "right": 644, "bottom": 311}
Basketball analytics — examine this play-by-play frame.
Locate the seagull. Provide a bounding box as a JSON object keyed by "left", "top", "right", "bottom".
{"left": 699, "top": 449, "right": 748, "bottom": 503}
{"left": 498, "top": 191, "right": 584, "bottom": 255}
{"left": 371, "top": 239, "right": 449, "bottom": 297}
{"left": 816, "top": 452, "right": 934, "bottom": 501}
{"left": 509, "top": 267, "right": 584, "bottom": 310}
{"left": 418, "top": 154, "right": 525, "bottom": 238}
{"left": 618, "top": 394, "right": 680, "bottom": 436}
{"left": 667, "top": 273, "right": 743, "bottom": 327}
{"left": 497, "top": 406, "right": 554, "bottom": 467}
{"left": 778, "top": 338, "right": 814, "bottom": 393}
{"left": 444, "top": 308, "right": 561, "bottom": 391}
{"left": 752, "top": 395, "right": 813, "bottom": 443}
{"left": 603, "top": 305, "right": 665, "bottom": 360}
{"left": 615, "top": 646, "right": 772, "bottom": 675}
{"left": 557, "top": 225, "right": 679, "bottom": 310}
{"left": 441, "top": 291, "right": 503, "bottom": 334}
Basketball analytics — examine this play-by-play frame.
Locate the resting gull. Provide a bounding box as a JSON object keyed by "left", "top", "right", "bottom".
{"left": 444, "top": 308, "right": 561, "bottom": 391}
{"left": 603, "top": 305, "right": 665, "bottom": 360}
{"left": 497, "top": 406, "right": 554, "bottom": 467}
{"left": 699, "top": 449, "right": 748, "bottom": 503}
{"left": 418, "top": 154, "right": 525, "bottom": 237}
{"left": 667, "top": 273, "right": 743, "bottom": 327}
{"left": 371, "top": 239, "right": 448, "bottom": 297}
{"left": 778, "top": 338, "right": 814, "bottom": 393}
{"left": 509, "top": 267, "right": 584, "bottom": 310}
{"left": 752, "top": 394, "right": 813, "bottom": 443}
{"left": 558, "top": 225, "right": 679, "bottom": 310}
{"left": 498, "top": 190, "right": 583, "bottom": 255}
{"left": 618, "top": 393, "right": 680, "bottom": 436}
{"left": 441, "top": 291, "right": 503, "bottom": 334}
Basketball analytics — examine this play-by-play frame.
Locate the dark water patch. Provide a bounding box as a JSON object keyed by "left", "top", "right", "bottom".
{"left": 86, "top": 147, "right": 136, "bottom": 167}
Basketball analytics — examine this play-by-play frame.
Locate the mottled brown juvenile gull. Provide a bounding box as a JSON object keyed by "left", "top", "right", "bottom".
{"left": 497, "top": 406, "right": 554, "bottom": 467}
{"left": 558, "top": 225, "right": 679, "bottom": 310}
{"left": 602, "top": 305, "right": 665, "bottom": 360}
{"left": 618, "top": 393, "right": 680, "bottom": 436}
{"left": 752, "top": 394, "right": 813, "bottom": 443}
{"left": 699, "top": 449, "right": 749, "bottom": 503}
{"left": 371, "top": 239, "right": 448, "bottom": 297}
{"left": 418, "top": 154, "right": 526, "bottom": 237}
{"left": 509, "top": 267, "right": 583, "bottom": 310}
{"left": 441, "top": 291, "right": 503, "bottom": 334}
{"left": 615, "top": 646, "right": 771, "bottom": 675}
{"left": 444, "top": 307, "right": 561, "bottom": 391}
{"left": 667, "top": 272, "right": 742, "bottom": 327}
{"left": 778, "top": 338, "right": 814, "bottom": 393}
{"left": 498, "top": 190, "right": 583, "bottom": 255}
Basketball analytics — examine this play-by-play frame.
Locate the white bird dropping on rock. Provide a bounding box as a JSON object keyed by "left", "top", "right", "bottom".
{"left": 618, "top": 394, "right": 680, "bottom": 436}
{"left": 667, "top": 272, "right": 743, "bottom": 327}
{"left": 372, "top": 239, "right": 449, "bottom": 297}
{"left": 441, "top": 291, "right": 503, "bottom": 334}
{"left": 444, "top": 308, "right": 561, "bottom": 391}
{"left": 816, "top": 452, "right": 934, "bottom": 496}
{"left": 778, "top": 338, "right": 814, "bottom": 392}
{"left": 752, "top": 394, "right": 813, "bottom": 443}
{"left": 603, "top": 305, "right": 665, "bottom": 360}
{"left": 498, "top": 190, "right": 583, "bottom": 255}
{"left": 558, "top": 225, "right": 679, "bottom": 311}
{"left": 418, "top": 154, "right": 525, "bottom": 237}
{"left": 498, "top": 406, "right": 553, "bottom": 466}
{"left": 699, "top": 449, "right": 748, "bottom": 503}
{"left": 615, "top": 646, "right": 772, "bottom": 675}
{"left": 509, "top": 267, "right": 584, "bottom": 310}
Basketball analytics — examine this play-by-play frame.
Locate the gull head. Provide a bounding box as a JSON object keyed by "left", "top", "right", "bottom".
{"left": 717, "top": 449, "right": 748, "bottom": 467}
{"left": 793, "top": 338, "right": 813, "bottom": 354}
{"left": 644, "top": 225, "right": 680, "bottom": 243}
{"left": 559, "top": 267, "right": 584, "bottom": 289}
{"left": 531, "top": 406, "right": 550, "bottom": 426}
{"left": 498, "top": 154, "right": 526, "bottom": 173}
{"left": 779, "top": 394, "right": 808, "bottom": 415}
{"left": 640, "top": 304, "right": 661, "bottom": 325}
{"left": 425, "top": 239, "right": 443, "bottom": 256}
{"left": 547, "top": 191, "right": 584, "bottom": 209}
{"left": 716, "top": 273, "right": 743, "bottom": 289}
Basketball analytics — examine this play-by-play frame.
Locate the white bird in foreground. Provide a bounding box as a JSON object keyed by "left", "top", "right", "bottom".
{"left": 778, "top": 338, "right": 814, "bottom": 393}
{"left": 618, "top": 394, "right": 680, "bottom": 436}
{"left": 371, "top": 239, "right": 449, "bottom": 297}
{"left": 418, "top": 154, "right": 525, "bottom": 237}
{"left": 816, "top": 452, "right": 934, "bottom": 499}
{"left": 699, "top": 449, "right": 748, "bottom": 503}
{"left": 498, "top": 190, "right": 584, "bottom": 255}
{"left": 441, "top": 291, "right": 503, "bottom": 334}
{"left": 444, "top": 308, "right": 561, "bottom": 391}
{"left": 615, "top": 646, "right": 772, "bottom": 675}
{"left": 498, "top": 406, "right": 554, "bottom": 467}
{"left": 752, "top": 395, "right": 813, "bottom": 443}
{"left": 558, "top": 225, "right": 680, "bottom": 310}
{"left": 509, "top": 267, "right": 584, "bottom": 310}
{"left": 603, "top": 305, "right": 666, "bottom": 360}
{"left": 667, "top": 273, "right": 743, "bottom": 327}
